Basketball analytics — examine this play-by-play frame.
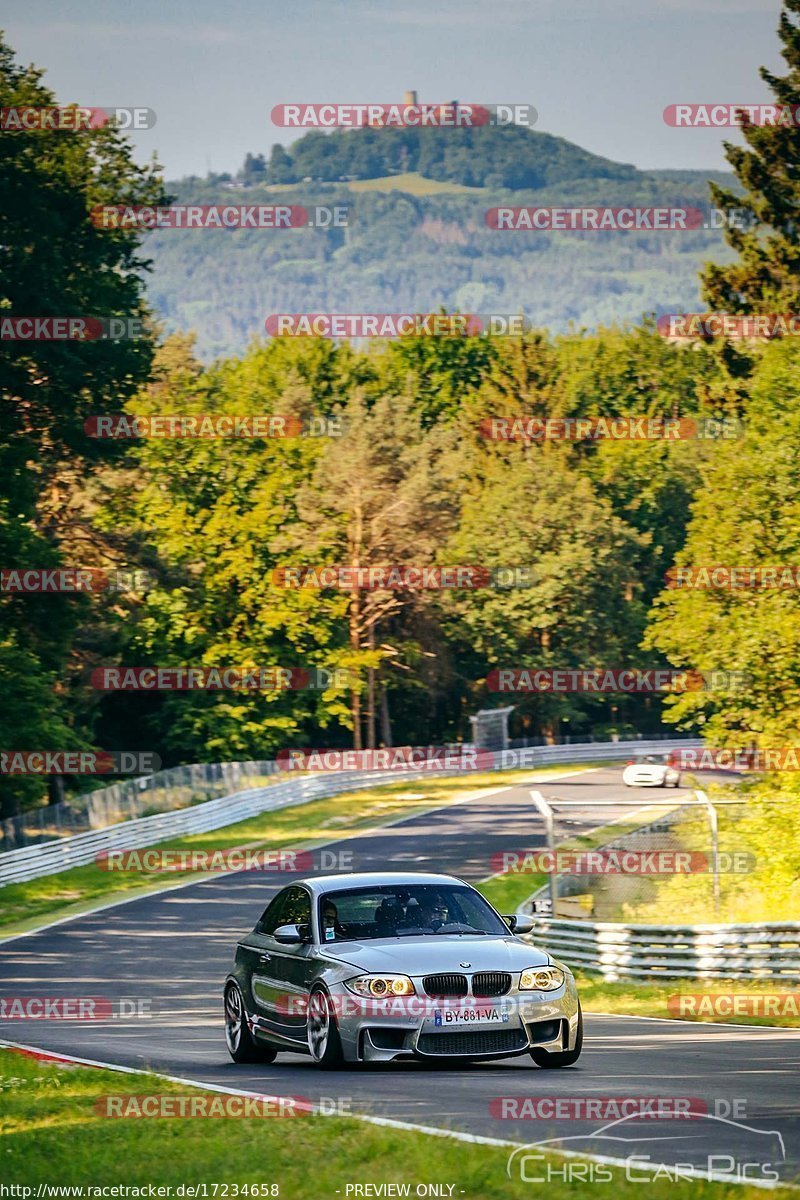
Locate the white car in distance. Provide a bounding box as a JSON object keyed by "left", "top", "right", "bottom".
{"left": 622, "top": 753, "right": 681, "bottom": 788}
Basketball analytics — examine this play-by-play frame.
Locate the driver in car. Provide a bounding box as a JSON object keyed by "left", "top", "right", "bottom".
{"left": 417, "top": 894, "right": 450, "bottom": 930}
{"left": 320, "top": 899, "right": 348, "bottom": 940}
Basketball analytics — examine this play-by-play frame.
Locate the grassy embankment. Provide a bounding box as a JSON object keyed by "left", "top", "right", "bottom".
{"left": 1, "top": 1048, "right": 796, "bottom": 1197}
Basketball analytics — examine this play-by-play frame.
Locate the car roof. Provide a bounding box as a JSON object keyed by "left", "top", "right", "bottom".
{"left": 300, "top": 871, "right": 466, "bottom": 895}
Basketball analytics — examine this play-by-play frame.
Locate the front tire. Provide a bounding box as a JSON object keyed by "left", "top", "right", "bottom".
{"left": 224, "top": 981, "right": 278, "bottom": 1064}
{"left": 530, "top": 1001, "right": 583, "bottom": 1068}
{"left": 307, "top": 985, "right": 345, "bottom": 1069}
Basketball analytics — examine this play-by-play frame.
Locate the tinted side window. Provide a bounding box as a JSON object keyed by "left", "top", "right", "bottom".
{"left": 281, "top": 886, "right": 312, "bottom": 928}
{"left": 259, "top": 887, "right": 311, "bottom": 935}
{"left": 259, "top": 890, "right": 290, "bottom": 935}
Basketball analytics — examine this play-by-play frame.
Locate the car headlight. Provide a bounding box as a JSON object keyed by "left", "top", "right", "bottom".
{"left": 519, "top": 966, "right": 565, "bottom": 991}
{"left": 344, "top": 974, "right": 416, "bottom": 997}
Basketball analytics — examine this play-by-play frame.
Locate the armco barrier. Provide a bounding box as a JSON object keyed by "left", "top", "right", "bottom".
{"left": 0, "top": 739, "right": 698, "bottom": 887}
{"left": 520, "top": 915, "right": 800, "bottom": 981}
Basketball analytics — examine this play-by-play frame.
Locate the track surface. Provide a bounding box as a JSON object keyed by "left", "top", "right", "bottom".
{"left": 1, "top": 767, "right": 798, "bottom": 1184}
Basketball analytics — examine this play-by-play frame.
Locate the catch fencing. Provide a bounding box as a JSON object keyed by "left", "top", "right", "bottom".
{"left": 0, "top": 760, "right": 283, "bottom": 852}
{"left": 516, "top": 784, "right": 798, "bottom": 980}
{"left": 0, "top": 738, "right": 698, "bottom": 886}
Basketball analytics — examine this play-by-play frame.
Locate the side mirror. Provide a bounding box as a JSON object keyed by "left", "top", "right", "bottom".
{"left": 273, "top": 923, "right": 306, "bottom": 944}
{"left": 504, "top": 914, "right": 535, "bottom": 935}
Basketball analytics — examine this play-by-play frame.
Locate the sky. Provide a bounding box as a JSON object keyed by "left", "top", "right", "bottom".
{"left": 3, "top": 0, "right": 787, "bottom": 180}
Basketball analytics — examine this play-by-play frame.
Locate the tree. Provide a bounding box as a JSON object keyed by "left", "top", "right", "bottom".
{"left": 267, "top": 144, "right": 296, "bottom": 184}
{"left": 701, "top": 1, "right": 800, "bottom": 312}
{"left": 286, "top": 391, "right": 457, "bottom": 749}
{"left": 646, "top": 339, "right": 800, "bottom": 746}
{"left": 241, "top": 152, "right": 266, "bottom": 183}
{"left": 439, "top": 433, "right": 647, "bottom": 743}
{"left": 0, "top": 36, "right": 164, "bottom": 815}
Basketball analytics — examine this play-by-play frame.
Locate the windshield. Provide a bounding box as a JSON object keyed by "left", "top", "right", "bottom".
{"left": 317, "top": 884, "right": 509, "bottom": 942}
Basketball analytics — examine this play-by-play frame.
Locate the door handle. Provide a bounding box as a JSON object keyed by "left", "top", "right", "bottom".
{"left": 258, "top": 952, "right": 271, "bottom": 963}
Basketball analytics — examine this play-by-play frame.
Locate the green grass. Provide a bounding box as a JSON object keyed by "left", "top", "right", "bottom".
{"left": 347, "top": 171, "right": 488, "bottom": 195}
{"left": 576, "top": 974, "right": 800, "bottom": 1028}
{"left": 0, "top": 1049, "right": 795, "bottom": 1197}
{"left": 0, "top": 767, "right": 572, "bottom": 938}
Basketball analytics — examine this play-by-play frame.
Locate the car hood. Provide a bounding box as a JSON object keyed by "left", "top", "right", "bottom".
{"left": 321, "top": 934, "right": 551, "bottom": 974}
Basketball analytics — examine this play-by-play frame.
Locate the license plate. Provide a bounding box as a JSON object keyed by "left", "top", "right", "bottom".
{"left": 432, "top": 1004, "right": 509, "bottom": 1027}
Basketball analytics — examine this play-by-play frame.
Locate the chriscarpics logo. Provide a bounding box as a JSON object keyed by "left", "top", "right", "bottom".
{"left": 506, "top": 1111, "right": 786, "bottom": 1185}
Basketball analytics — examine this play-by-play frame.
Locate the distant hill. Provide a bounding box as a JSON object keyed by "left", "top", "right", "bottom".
{"left": 146, "top": 123, "right": 737, "bottom": 359}
{"left": 255, "top": 123, "right": 642, "bottom": 190}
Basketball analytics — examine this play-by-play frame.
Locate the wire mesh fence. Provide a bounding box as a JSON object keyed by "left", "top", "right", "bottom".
{"left": 525, "top": 788, "right": 751, "bottom": 922}
{"left": 0, "top": 760, "right": 281, "bottom": 852}
{"left": 0, "top": 735, "right": 701, "bottom": 855}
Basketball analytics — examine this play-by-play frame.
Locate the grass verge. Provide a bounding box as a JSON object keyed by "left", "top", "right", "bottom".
{"left": 0, "top": 767, "right": 580, "bottom": 938}
{"left": 346, "top": 170, "right": 488, "bottom": 195}
{"left": 575, "top": 974, "right": 800, "bottom": 1028}
{"left": 0, "top": 1048, "right": 795, "bottom": 1197}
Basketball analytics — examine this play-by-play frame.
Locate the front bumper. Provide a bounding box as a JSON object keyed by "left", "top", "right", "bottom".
{"left": 332, "top": 978, "right": 580, "bottom": 1063}
{"left": 624, "top": 770, "right": 679, "bottom": 787}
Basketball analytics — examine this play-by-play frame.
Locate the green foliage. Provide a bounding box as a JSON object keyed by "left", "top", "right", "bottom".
{"left": 254, "top": 123, "right": 640, "bottom": 190}
{"left": 0, "top": 36, "right": 164, "bottom": 813}
{"left": 6, "top": 11, "right": 800, "bottom": 810}
{"left": 702, "top": 1, "right": 800, "bottom": 312}
{"left": 646, "top": 340, "right": 800, "bottom": 744}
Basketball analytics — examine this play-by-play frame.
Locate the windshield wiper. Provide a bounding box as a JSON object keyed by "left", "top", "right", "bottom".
{"left": 433, "top": 928, "right": 488, "bottom": 936}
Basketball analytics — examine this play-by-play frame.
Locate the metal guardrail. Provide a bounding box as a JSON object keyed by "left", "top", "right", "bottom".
{"left": 0, "top": 738, "right": 698, "bottom": 887}
{"left": 0, "top": 760, "right": 284, "bottom": 851}
{"left": 520, "top": 915, "right": 800, "bottom": 981}
{"left": 517, "top": 777, "right": 799, "bottom": 980}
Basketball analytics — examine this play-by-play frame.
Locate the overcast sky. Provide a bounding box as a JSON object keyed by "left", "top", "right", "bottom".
{"left": 4, "top": 0, "right": 786, "bottom": 179}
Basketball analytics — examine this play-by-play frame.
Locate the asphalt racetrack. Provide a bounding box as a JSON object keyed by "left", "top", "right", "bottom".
{"left": 1, "top": 767, "right": 798, "bottom": 1186}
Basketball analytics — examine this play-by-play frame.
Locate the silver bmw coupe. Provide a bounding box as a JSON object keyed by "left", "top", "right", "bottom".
{"left": 224, "top": 871, "right": 582, "bottom": 1069}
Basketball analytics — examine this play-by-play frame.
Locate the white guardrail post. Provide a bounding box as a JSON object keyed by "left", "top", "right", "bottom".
{"left": 529, "top": 789, "right": 557, "bottom": 915}
{"left": 695, "top": 788, "right": 720, "bottom": 915}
